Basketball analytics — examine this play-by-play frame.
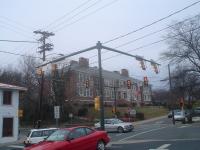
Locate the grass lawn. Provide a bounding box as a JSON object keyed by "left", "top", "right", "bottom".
{"left": 87, "top": 106, "right": 168, "bottom": 121}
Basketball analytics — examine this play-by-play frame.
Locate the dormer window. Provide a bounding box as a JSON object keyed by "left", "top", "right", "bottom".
{"left": 3, "top": 91, "right": 12, "bottom": 105}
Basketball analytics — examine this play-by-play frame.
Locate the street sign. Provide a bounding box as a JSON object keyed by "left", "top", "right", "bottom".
{"left": 54, "top": 106, "right": 60, "bottom": 119}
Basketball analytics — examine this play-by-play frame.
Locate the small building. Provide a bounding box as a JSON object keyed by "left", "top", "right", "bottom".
{"left": 0, "top": 83, "right": 26, "bottom": 144}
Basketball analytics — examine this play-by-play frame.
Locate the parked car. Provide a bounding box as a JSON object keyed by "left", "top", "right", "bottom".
{"left": 94, "top": 118, "right": 134, "bottom": 133}
{"left": 168, "top": 109, "right": 180, "bottom": 118}
{"left": 24, "top": 128, "right": 57, "bottom": 147}
{"left": 24, "top": 126, "right": 110, "bottom": 150}
{"left": 174, "top": 110, "right": 187, "bottom": 124}
{"left": 194, "top": 107, "right": 200, "bottom": 116}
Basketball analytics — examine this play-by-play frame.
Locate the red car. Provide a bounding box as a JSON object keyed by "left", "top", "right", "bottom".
{"left": 24, "top": 126, "right": 110, "bottom": 150}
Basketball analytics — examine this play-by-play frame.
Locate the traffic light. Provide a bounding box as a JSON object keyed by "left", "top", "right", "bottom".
{"left": 180, "top": 97, "right": 184, "bottom": 109}
{"left": 94, "top": 96, "right": 100, "bottom": 111}
{"left": 151, "top": 61, "right": 159, "bottom": 74}
{"left": 140, "top": 60, "right": 146, "bottom": 70}
{"left": 127, "top": 80, "right": 132, "bottom": 89}
{"left": 85, "top": 80, "right": 89, "bottom": 88}
{"left": 144, "top": 76, "right": 148, "bottom": 86}
{"left": 152, "top": 63, "right": 159, "bottom": 74}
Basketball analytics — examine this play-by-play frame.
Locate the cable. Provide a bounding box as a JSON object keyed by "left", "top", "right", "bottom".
{"left": 0, "top": 50, "right": 41, "bottom": 59}
{"left": 0, "top": 40, "right": 38, "bottom": 43}
{"left": 0, "top": 16, "right": 33, "bottom": 31}
{"left": 0, "top": 24, "right": 35, "bottom": 40}
{"left": 44, "top": 0, "right": 94, "bottom": 30}
{"left": 49, "top": 0, "right": 102, "bottom": 31}
{"left": 89, "top": 24, "right": 200, "bottom": 65}
{"left": 88, "top": 14, "right": 200, "bottom": 60}
{"left": 103, "top": 0, "right": 200, "bottom": 44}
{"left": 54, "top": 0, "right": 119, "bottom": 32}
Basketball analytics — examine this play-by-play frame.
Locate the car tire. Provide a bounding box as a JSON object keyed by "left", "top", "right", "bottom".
{"left": 182, "top": 119, "right": 186, "bottom": 124}
{"left": 97, "top": 140, "right": 105, "bottom": 150}
{"left": 117, "top": 127, "right": 124, "bottom": 133}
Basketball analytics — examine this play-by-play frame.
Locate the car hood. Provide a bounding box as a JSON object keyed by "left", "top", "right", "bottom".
{"left": 25, "top": 141, "right": 68, "bottom": 150}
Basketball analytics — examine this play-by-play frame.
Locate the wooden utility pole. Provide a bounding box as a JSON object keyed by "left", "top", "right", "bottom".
{"left": 34, "top": 30, "right": 54, "bottom": 128}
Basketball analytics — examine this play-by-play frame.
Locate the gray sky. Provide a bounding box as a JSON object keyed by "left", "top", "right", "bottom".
{"left": 1, "top": 0, "right": 200, "bottom": 89}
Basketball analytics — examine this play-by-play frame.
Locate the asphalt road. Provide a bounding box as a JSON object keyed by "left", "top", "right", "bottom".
{"left": 107, "top": 117, "right": 200, "bottom": 150}
{"left": 0, "top": 117, "right": 200, "bottom": 150}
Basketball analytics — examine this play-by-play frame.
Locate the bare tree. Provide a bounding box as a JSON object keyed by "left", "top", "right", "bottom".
{"left": 161, "top": 15, "right": 200, "bottom": 74}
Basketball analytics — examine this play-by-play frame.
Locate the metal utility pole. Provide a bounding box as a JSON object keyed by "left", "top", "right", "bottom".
{"left": 97, "top": 41, "right": 105, "bottom": 130}
{"left": 34, "top": 30, "right": 54, "bottom": 128}
{"left": 168, "top": 64, "right": 175, "bottom": 125}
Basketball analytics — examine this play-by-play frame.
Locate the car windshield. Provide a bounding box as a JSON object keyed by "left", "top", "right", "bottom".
{"left": 112, "top": 119, "right": 124, "bottom": 124}
{"left": 46, "top": 129, "right": 70, "bottom": 141}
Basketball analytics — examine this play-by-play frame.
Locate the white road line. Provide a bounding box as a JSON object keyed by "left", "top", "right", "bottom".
{"left": 119, "top": 126, "right": 168, "bottom": 142}
{"left": 9, "top": 145, "right": 24, "bottom": 148}
{"left": 116, "top": 133, "right": 123, "bottom": 136}
{"left": 149, "top": 144, "right": 171, "bottom": 150}
{"left": 178, "top": 125, "right": 191, "bottom": 128}
{"left": 158, "top": 144, "right": 171, "bottom": 149}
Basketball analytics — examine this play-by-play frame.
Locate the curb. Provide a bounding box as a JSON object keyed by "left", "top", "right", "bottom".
{"left": 133, "top": 115, "right": 167, "bottom": 126}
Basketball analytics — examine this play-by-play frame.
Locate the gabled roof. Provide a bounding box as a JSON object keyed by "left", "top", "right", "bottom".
{"left": 0, "top": 83, "right": 27, "bottom": 91}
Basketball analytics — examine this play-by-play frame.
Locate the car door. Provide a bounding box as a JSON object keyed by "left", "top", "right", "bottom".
{"left": 67, "top": 128, "right": 88, "bottom": 150}
{"left": 105, "top": 119, "right": 112, "bottom": 132}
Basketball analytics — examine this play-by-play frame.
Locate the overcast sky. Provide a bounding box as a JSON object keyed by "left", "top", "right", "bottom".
{"left": 1, "top": 0, "right": 200, "bottom": 89}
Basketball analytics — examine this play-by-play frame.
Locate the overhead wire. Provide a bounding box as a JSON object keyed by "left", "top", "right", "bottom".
{"left": 88, "top": 13, "right": 200, "bottom": 60}
{"left": 49, "top": 0, "right": 103, "bottom": 31}
{"left": 0, "top": 39, "right": 38, "bottom": 43}
{"left": 89, "top": 24, "right": 200, "bottom": 65}
{"left": 103, "top": 0, "right": 200, "bottom": 44}
{"left": 44, "top": 0, "right": 94, "bottom": 30}
{"left": 53, "top": 0, "right": 119, "bottom": 32}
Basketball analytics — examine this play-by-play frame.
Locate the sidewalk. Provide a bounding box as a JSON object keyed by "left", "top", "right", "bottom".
{"left": 133, "top": 115, "right": 167, "bottom": 126}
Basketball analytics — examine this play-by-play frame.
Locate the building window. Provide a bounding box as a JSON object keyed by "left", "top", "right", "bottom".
{"left": 3, "top": 118, "right": 13, "bottom": 137}
{"left": 3, "top": 91, "right": 12, "bottom": 105}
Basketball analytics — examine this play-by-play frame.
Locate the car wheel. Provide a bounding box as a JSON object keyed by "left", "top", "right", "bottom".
{"left": 182, "top": 119, "right": 186, "bottom": 124}
{"left": 97, "top": 140, "right": 105, "bottom": 150}
{"left": 118, "top": 127, "right": 124, "bottom": 133}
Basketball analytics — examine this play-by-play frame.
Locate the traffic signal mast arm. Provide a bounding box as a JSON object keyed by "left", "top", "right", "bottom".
{"left": 37, "top": 41, "right": 160, "bottom": 68}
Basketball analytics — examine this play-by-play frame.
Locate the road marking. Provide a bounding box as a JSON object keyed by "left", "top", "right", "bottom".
{"left": 116, "top": 133, "right": 123, "bottom": 136}
{"left": 9, "top": 145, "right": 24, "bottom": 148}
{"left": 178, "top": 125, "right": 191, "bottom": 128}
{"left": 149, "top": 144, "right": 171, "bottom": 150}
{"left": 119, "top": 126, "right": 168, "bottom": 142}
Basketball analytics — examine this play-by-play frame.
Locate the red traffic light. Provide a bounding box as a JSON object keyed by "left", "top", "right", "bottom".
{"left": 85, "top": 80, "right": 89, "bottom": 88}
{"left": 127, "top": 80, "right": 131, "bottom": 89}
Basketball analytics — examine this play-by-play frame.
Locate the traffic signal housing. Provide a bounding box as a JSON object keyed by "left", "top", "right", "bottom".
{"left": 127, "top": 80, "right": 132, "bottom": 89}
{"left": 144, "top": 76, "right": 148, "bottom": 86}
{"left": 140, "top": 60, "right": 146, "bottom": 70}
{"left": 94, "top": 96, "right": 100, "bottom": 111}
{"left": 85, "top": 80, "right": 89, "bottom": 88}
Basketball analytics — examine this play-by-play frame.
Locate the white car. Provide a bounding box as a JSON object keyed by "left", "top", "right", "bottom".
{"left": 174, "top": 110, "right": 186, "bottom": 123}
{"left": 95, "top": 118, "right": 134, "bottom": 133}
{"left": 24, "top": 128, "right": 57, "bottom": 147}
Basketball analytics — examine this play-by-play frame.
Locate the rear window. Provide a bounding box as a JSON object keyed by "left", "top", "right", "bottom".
{"left": 31, "top": 131, "right": 43, "bottom": 137}
{"left": 30, "top": 129, "right": 57, "bottom": 137}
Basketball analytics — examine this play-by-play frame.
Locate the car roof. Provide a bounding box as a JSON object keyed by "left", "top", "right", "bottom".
{"left": 30, "top": 128, "right": 57, "bottom": 132}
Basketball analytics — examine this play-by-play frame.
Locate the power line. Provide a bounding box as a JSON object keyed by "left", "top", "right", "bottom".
{"left": 0, "top": 50, "right": 41, "bottom": 59}
{"left": 88, "top": 14, "right": 200, "bottom": 60}
{"left": 0, "top": 40, "right": 38, "bottom": 43}
{"left": 89, "top": 24, "right": 200, "bottom": 65}
{"left": 50, "top": 0, "right": 102, "bottom": 31}
{"left": 54, "top": 0, "right": 119, "bottom": 32}
{"left": 44, "top": 0, "right": 94, "bottom": 30}
{"left": 0, "top": 15, "right": 33, "bottom": 31}
{"left": 103, "top": 0, "right": 200, "bottom": 44}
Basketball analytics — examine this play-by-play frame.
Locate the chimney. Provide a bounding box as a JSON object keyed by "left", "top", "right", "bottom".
{"left": 79, "top": 57, "right": 89, "bottom": 68}
{"left": 121, "top": 69, "right": 129, "bottom": 77}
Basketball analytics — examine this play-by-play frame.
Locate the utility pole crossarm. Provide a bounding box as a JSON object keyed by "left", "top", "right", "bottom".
{"left": 36, "top": 46, "right": 97, "bottom": 68}
{"left": 102, "top": 45, "right": 160, "bottom": 66}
